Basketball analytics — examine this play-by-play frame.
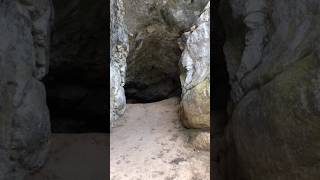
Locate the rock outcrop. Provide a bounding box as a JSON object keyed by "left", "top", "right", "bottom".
{"left": 0, "top": 0, "right": 53, "bottom": 179}
{"left": 179, "top": 2, "right": 210, "bottom": 130}
{"left": 177, "top": 2, "right": 210, "bottom": 152}
{"left": 220, "top": 0, "right": 320, "bottom": 179}
{"left": 123, "top": 0, "right": 209, "bottom": 102}
{"left": 110, "top": 0, "right": 129, "bottom": 125}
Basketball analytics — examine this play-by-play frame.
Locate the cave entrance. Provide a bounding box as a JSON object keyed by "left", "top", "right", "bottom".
{"left": 123, "top": 32, "right": 182, "bottom": 104}
{"left": 124, "top": 75, "right": 182, "bottom": 104}
{"left": 43, "top": 0, "right": 108, "bottom": 133}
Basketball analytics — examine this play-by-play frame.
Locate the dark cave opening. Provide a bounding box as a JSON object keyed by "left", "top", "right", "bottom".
{"left": 213, "top": 0, "right": 231, "bottom": 179}
{"left": 123, "top": 39, "right": 182, "bottom": 104}
{"left": 213, "top": 1, "right": 230, "bottom": 134}
{"left": 124, "top": 79, "right": 182, "bottom": 104}
{"left": 44, "top": 0, "right": 108, "bottom": 133}
{"left": 43, "top": 65, "right": 108, "bottom": 133}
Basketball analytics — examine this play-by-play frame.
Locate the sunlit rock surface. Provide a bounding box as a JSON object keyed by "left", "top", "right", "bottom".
{"left": 110, "top": 0, "right": 129, "bottom": 125}
{"left": 179, "top": 2, "right": 210, "bottom": 129}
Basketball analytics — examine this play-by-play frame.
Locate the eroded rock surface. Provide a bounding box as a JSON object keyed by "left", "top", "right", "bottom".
{"left": 123, "top": 0, "right": 209, "bottom": 102}
{"left": 179, "top": 2, "right": 210, "bottom": 131}
{"left": 220, "top": 0, "right": 320, "bottom": 179}
{"left": 0, "top": 0, "right": 53, "bottom": 179}
{"left": 110, "top": 0, "right": 129, "bottom": 125}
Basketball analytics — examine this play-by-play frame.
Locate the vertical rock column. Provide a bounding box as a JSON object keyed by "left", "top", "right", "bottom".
{"left": 0, "top": 0, "right": 53, "bottom": 179}
{"left": 220, "top": 0, "right": 320, "bottom": 179}
{"left": 110, "top": 0, "right": 129, "bottom": 125}
{"left": 179, "top": 2, "right": 210, "bottom": 150}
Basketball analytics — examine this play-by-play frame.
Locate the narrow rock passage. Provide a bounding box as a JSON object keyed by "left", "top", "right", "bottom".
{"left": 110, "top": 98, "right": 210, "bottom": 180}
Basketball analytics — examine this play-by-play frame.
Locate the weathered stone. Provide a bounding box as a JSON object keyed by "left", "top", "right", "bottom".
{"left": 220, "top": 0, "right": 320, "bottom": 179}
{"left": 189, "top": 131, "right": 210, "bottom": 151}
{"left": 110, "top": 0, "right": 129, "bottom": 125}
{"left": 180, "top": 78, "right": 210, "bottom": 128}
{"left": 0, "top": 0, "right": 53, "bottom": 179}
{"left": 179, "top": 2, "right": 210, "bottom": 129}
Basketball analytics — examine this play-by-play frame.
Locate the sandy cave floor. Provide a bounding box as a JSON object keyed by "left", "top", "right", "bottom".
{"left": 24, "top": 133, "right": 109, "bottom": 180}
{"left": 24, "top": 97, "right": 209, "bottom": 180}
{"left": 111, "top": 97, "right": 210, "bottom": 180}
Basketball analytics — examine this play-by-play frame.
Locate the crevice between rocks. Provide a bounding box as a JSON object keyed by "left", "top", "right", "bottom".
{"left": 43, "top": 0, "right": 108, "bottom": 133}
{"left": 213, "top": 0, "right": 232, "bottom": 179}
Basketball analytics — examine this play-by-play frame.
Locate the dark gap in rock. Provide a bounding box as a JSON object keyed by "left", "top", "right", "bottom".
{"left": 123, "top": 35, "right": 182, "bottom": 103}
{"left": 44, "top": 0, "right": 108, "bottom": 133}
{"left": 213, "top": 0, "right": 231, "bottom": 179}
{"left": 125, "top": 80, "right": 181, "bottom": 104}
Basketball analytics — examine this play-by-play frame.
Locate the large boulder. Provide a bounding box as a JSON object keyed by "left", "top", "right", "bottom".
{"left": 179, "top": 2, "right": 210, "bottom": 129}
{"left": 123, "top": 0, "right": 209, "bottom": 102}
{"left": 110, "top": 0, "right": 129, "bottom": 125}
{"left": 0, "top": 0, "right": 53, "bottom": 179}
{"left": 220, "top": 0, "right": 320, "bottom": 179}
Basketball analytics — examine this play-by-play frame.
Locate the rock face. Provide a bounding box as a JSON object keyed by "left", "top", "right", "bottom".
{"left": 123, "top": 0, "right": 209, "bottom": 102}
{"left": 220, "top": 0, "right": 320, "bottom": 179}
{"left": 0, "top": 0, "right": 53, "bottom": 179}
{"left": 110, "top": 0, "right": 129, "bottom": 125}
{"left": 179, "top": 2, "right": 210, "bottom": 130}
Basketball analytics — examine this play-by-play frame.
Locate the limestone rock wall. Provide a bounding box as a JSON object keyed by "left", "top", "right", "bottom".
{"left": 220, "top": 0, "right": 320, "bottom": 179}
{"left": 110, "top": 0, "right": 129, "bottom": 125}
{"left": 0, "top": 0, "right": 53, "bottom": 179}
{"left": 178, "top": 2, "right": 210, "bottom": 150}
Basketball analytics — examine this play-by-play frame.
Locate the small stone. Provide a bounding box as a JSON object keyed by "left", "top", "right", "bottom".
{"left": 190, "top": 131, "right": 210, "bottom": 151}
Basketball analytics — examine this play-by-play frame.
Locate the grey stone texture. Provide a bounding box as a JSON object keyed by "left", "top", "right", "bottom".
{"left": 110, "top": 0, "right": 129, "bottom": 125}
{"left": 220, "top": 0, "right": 320, "bottom": 179}
{"left": 0, "top": 0, "right": 53, "bottom": 179}
{"left": 179, "top": 2, "right": 210, "bottom": 129}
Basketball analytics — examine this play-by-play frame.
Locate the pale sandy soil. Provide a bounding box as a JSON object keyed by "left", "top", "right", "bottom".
{"left": 110, "top": 97, "right": 210, "bottom": 180}
{"left": 24, "top": 133, "right": 108, "bottom": 180}
{"left": 24, "top": 98, "right": 209, "bottom": 180}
